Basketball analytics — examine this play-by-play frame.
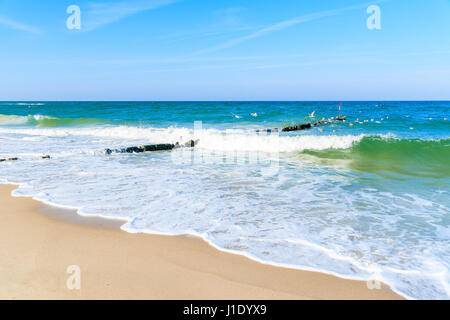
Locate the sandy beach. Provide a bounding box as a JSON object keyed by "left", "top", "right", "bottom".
{"left": 0, "top": 184, "right": 402, "bottom": 300}
{"left": 0, "top": 185, "right": 401, "bottom": 299}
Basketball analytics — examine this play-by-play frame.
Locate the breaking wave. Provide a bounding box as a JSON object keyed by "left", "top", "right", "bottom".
{"left": 0, "top": 114, "right": 110, "bottom": 127}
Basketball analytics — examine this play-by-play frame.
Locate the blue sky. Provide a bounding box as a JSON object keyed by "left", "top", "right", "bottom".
{"left": 0, "top": 0, "right": 449, "bottom": 100}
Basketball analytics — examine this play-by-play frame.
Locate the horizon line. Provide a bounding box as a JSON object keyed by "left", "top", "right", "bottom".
{"left": 1, "top": 99, "right": 450, "bottom": 103}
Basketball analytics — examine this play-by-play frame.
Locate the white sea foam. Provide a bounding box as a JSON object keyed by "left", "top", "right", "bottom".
{"left": 0, "top": 126, "right": 364, "bottom": 153}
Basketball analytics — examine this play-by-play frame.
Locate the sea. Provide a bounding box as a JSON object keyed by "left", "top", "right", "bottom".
{"left": 0, "top": 101, "right": 448, "bottom": 299}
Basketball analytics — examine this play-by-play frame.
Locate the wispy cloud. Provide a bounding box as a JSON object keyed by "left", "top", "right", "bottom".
{"left": 213, "top": 7, "right": 246, "bottom": 26}
{"left": 83, "top": 0, "right": 181, "bottom": 31}
{"left": 195, "top": 0, "right": 388, "bottom": 55}
{"left": 0, "top": 16, "right": 41, "bottom": 34}
{"left": 154, "top": 6, "right": 261, "bottom": 44}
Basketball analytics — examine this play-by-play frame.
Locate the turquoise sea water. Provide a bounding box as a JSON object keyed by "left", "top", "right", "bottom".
{"left": 0, "top": 101, "right": 449, "bottom": 299}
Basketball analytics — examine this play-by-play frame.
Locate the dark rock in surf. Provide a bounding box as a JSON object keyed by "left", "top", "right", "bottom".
{"left": 104, "top": 139, "right": 199, "bottom": 155}
{"left": 139, "top": 144, "right": 175, "bottom": 152}
{"left": 183, "top": 139, "right": 199, "bottom": 148}
{"left": 282, "top": 123, "right": 312, "bottom": 132}
{"left": 125, "top": 146, "right": 145, "bottom": 153}
{"left": 255, "top": 128, "right": 279, "bottom": 133}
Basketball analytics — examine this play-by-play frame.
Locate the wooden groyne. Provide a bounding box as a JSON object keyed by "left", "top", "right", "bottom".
{"left": 1, "top": 114, "right": 349, "bottom": 161}
{"left": 0, "top": 157, "right": 18, "bottom": 162}
{"left": 281, "top": 119, "right": 325, "bottom": 132}
{"left": 282, "top": 123, "right": 312, "bottom": 132}
{"left": 1, "top": 141, "right": 197, "bottom": 162}
{"left": 105, "top": 139, "right": 198, "bottom": 155}
{"left": 0, "top": 155, "right": 50, "bottom": 162}
{"left": 281, "top": 116, "right": 346, "bottom": 132}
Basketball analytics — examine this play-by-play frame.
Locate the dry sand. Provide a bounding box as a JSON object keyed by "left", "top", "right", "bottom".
{"left": 0, "top": 184, "right": 403, "bottom": 300}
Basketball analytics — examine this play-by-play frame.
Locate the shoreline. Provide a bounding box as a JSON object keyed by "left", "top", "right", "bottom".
{"left": 0, "top": 184, "right": 403, "bottom": 299}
